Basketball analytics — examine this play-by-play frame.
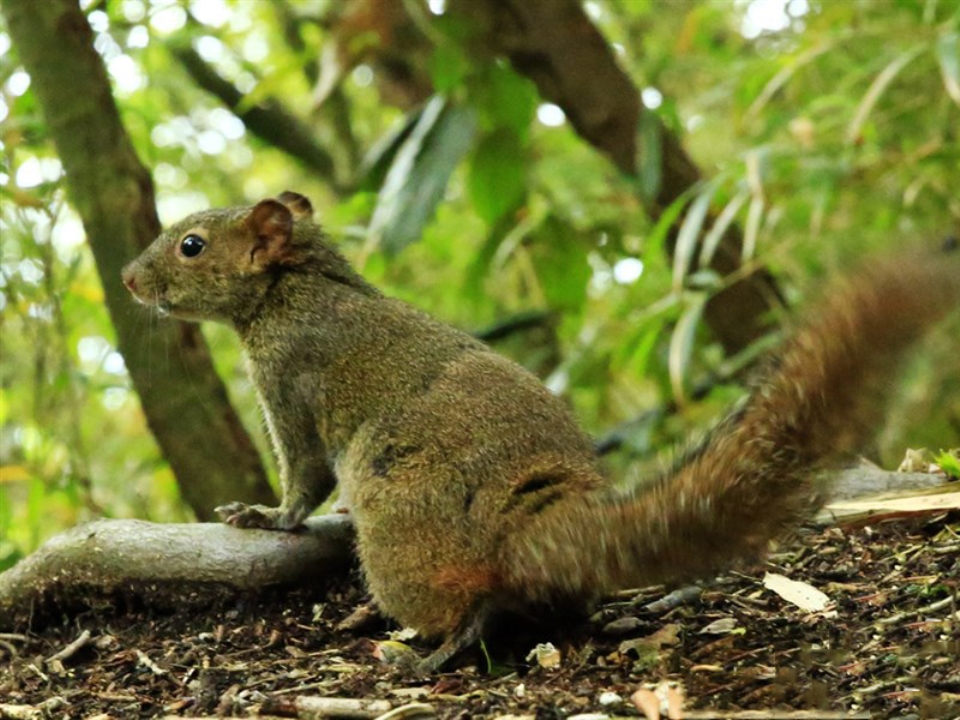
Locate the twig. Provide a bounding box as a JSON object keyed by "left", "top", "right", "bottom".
{"left": 168, "top": 44, "right": 341, "bottom": 189}
{"left": 136, "top": 648, "right": 167, "bottom": 675}
{"left": 877, "top": 594, "right": 956, "bottom": 625}
{"left": 475, "top": 311, "right": 555, "bottom": 343}
{"left": 261, "top": 695, "right": 394, "bottom": 719}
{"left": 26, "top": 664, "right": 49, "bottom": 682}
{"left": 643, "top": 584, "right": 703, "bottom": 613}
{"left": 45, "top": 628, "right": 91, "bottom": 665}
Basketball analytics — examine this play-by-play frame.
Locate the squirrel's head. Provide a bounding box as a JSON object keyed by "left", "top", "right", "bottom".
{"left": 121, "top": 191, "right": 361, "bottom": 325}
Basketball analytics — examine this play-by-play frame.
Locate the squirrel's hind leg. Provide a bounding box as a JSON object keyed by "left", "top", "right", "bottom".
{"left": 417, "top": 604, "right": 492, "bottom": 673}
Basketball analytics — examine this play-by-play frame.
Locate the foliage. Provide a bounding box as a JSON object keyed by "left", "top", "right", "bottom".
{"left": 1, "top": 0, "right": 958, "bottom": 564}
{"left": 935, "top": 450, "right": 960, "bottom": 480}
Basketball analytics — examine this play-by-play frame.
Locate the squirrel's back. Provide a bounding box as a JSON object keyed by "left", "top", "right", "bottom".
{"left": 501, "top": 247, "right": 960, "bottom": 603}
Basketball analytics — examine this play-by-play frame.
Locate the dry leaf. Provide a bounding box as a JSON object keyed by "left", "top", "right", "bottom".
{"left": 898, "top": 447, "right": 930, "bottom": 473}
{"left": 525, "top": 642, "right": 561, "bottom": 669}
{"left": 374, "top": 640, "right": 418, "bottom": 665}
{"left": 698, "top": 617, "right": 738, "bottom": 635}
{"left": 763, "top": 572, "right": 831, "bottom": 612}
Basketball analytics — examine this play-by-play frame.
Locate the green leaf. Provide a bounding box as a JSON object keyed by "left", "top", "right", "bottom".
{"left": 468, "top": 129, "right": 526, "bottom": 225}
{"left": 367, "top": 97, "right": 478, "bottom": 255}
{"left": 672, "top": 179, "right": 719, "bottom": 292}
{"left": 529, "top": 216, "right": 591, "bottom": 313}
{"left": 472, "top": 63, "right": 539, "bottom": 137}
{"left": 700, "top": 188, "right": 749, "bottom": 266}
{"left": 429, "top": 43, "right": 471, "bottom": 94}
{"left": 357, "top": 110, "right": 422, "bottom": 193}
{"left": 463, "top": 213, "right": 514, "bottom": 307}
{"left": 745, "top": 41, "right": 833, "bottom": 121}
{"left": 644, "top": 189, "right": 693, "bottom": 262}
{"left": 625, "top": 323, "right": 661, "bottom": 380}
{"left": 936, "top": 31, "right": 960, "bottom": 105}
{"left": 847, "top": 44, "right": 925, "bottom": 144}
{"left": 668, "top": 292, "right": 707, "bottom": 404}
{"left": 936, "top": 450, "right": 960, "bottom": 479}
{"left": 743, "top": 193, "right": 765, "bottom": 261}
{"left": 636, "top": 110, "right": 663, "bottom": 203}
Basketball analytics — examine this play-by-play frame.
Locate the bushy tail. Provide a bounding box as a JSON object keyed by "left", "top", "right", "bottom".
{"left": 506, "top": 246, "right": 960, "bottom": 600}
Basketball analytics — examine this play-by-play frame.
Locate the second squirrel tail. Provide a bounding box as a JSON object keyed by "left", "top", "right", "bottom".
{"left": 503, "top": 246, "right": 960, "bottom": 601}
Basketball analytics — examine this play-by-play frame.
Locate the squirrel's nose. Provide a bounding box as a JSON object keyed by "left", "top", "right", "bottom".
{"left": 121, "top": 267, "right": 137, "bottom": 293}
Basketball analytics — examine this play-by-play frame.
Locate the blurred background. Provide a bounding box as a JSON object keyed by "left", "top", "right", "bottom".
{"left": 1, "top": 0, "right": 958, "bottom": 569}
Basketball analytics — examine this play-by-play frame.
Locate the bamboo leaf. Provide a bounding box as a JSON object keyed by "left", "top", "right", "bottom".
{"left": 672, "top": 180, "right": 718, "bottom": 292}
{"left": 357, "top": 110, "right": 422, "bottom": 192}
{"left": 645, "top": 190, "right": 692, "bottom": 263}
{"left": 636, "top": 110, "right": 663, "bottom": 204}
{"left": 668, "top": 292, "right": 707, "bottom": 405}
{"left": 367, "top": 97, "right": 478, "bottom": 254}
{"left": 847, "top": 45, "right": 925, "bottom": 144}
{"left": 700, "top": 188, "right": 749, "bottom": 266}
{"left": 0, "top": 465, "right": 31, "bottom": 483}
{"left": 746, "top": 41, "right": 832, "bottom": 121}
{"left": 936, "top": 31, "right": 960, "bottom": 106}
{"left": 743, "top": 193, "right": 765, "bottom": 262}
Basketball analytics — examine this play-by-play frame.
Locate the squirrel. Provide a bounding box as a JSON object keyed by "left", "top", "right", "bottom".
{"left": 121, "top": 191, "right": 960, "bottom": 671}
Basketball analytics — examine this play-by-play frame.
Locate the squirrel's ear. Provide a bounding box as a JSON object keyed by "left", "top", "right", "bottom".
{"left": 277, "top": 191, "right": 314, "bottom": 221}
{"left": 247, "top": 199, "right": 294, "bottom": 269}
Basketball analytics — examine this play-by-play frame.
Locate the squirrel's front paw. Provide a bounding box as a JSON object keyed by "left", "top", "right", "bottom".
{"left": 215, "top": 502, "right": 301, "bottom": 530}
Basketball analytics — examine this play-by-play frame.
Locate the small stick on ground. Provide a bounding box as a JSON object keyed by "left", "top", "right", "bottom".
{"left": 45, "top": 628, "right": 92, "bottom": 665}
{"left": 262, "top": 695, "right": 395, "bottom": 719}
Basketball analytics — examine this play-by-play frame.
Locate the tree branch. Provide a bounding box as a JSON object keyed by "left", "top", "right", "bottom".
{"left": 0, "top": 515, "right": 355, "bottom": 628}
{"left": 474, "top": 310, "right": 554, "bottom": 343}
{"left": 454, "top": 0, "right": 784, "bottom": 355}
{"left": 169, "top": 42, "right": 343, "bottom": 189}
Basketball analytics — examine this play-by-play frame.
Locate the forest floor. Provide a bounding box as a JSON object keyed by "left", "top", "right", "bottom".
{"left": 1, "top": 513, "right": 958, "bottom": 720}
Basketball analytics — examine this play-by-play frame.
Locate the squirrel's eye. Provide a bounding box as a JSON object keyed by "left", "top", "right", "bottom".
{"left": 179, "top": 234, "right": 206, "bottom": 258}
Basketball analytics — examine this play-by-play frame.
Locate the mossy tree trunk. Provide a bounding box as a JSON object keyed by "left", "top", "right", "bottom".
{"left": 1, "top": 0, "right": 276, "bottom": 519}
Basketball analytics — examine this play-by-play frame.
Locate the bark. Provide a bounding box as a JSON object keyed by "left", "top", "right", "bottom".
{"left": 455, "top": 0, "right": 784, "bottom": 355}
{"left": 0, "top": 515, "right": 355, "bottom": 629}
{"left": 0, "top": 0, "right": 276, "bottom": 519}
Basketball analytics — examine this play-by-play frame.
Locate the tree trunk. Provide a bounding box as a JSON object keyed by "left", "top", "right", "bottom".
{"left": 1, "top": 0, "right": 276, "bottom": 519}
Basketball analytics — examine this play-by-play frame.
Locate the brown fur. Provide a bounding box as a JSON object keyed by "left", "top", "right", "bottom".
{"left": 122, "top": 193, "right": 960, "bottom": 670}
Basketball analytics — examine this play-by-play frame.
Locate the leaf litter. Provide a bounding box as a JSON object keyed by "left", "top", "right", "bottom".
{"left": 1, "top": 513, "right": 957, "bottom": 719}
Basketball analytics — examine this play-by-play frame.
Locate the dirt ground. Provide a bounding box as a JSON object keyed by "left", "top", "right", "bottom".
{"left": 1, "top": 513, "right": 958, "bottom": 719}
